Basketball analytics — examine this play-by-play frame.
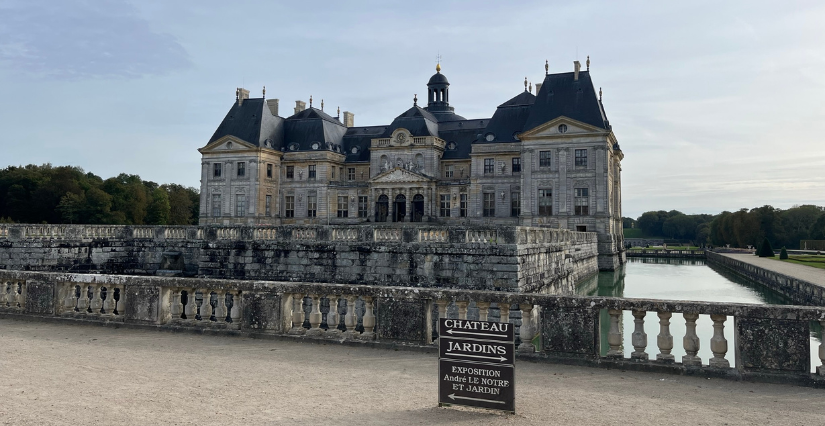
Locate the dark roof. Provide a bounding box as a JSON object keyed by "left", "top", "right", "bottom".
{"left": 343, "top": 126, "right": 387, "bottom": 162}
{"left": 478, "top": 91, "right": 535, "bottom": 143}
{"left": 208, "top": 98, "right": 284, "bottom": 148}
{"left": 439, "top": 119, "right": 488, "bottom": 160}
{"left": 523, "top": 71, "right": 609, "bottom": 131}
{"left": 283, "top": 107, "right": 348, "bottom": 152}
{"left": 428, "top": 72, "right": 449, "bottom": 85}
{"left": 427, "top": 110, "right": 467, "bottom": 122}
{"left": 385, "top": 105, "right": 439, "bottom": 137}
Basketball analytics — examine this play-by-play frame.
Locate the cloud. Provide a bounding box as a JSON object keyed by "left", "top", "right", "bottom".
{"left": 0, "top": 0, "right": 191, "bottom": 79}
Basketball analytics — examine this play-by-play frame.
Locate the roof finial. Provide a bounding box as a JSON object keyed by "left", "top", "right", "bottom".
{"left": 524, "top": 77, "right": 528, "bottom": 92}
{"left": 262, "top": 85, "right": 266, "bottom": 99}
{"left": 309, "top": 95, "right": 313, "bottom": 107}
{"left": 436, "top": 53, "right": 442, "bottom": 72}
{"left": 529, "top": 82, "right": 532, "bottom": 93}
{"left": 414, "top": 93, "right": 418, "bottom": 106}
{"left": 545, "top": 59, "right": 549, "bottom": 75}
{"left": 321, "top": 99, "right": 324, "bottom": 111}
{"left": 337, "top": 106, "right": 340, "bottom": 117}
{"left": 599, "top": 87, "right": 603, "bottom": 101}
{"left": 236, "top": 88, "right": 239, "bottom": 100}
{"left": 587, "top": 55, "right": 590, "bottom": 71}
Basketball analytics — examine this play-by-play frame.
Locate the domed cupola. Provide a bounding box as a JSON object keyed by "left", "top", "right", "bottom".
{"left": 424, "top": 64, "right": 465, "bottom": 121}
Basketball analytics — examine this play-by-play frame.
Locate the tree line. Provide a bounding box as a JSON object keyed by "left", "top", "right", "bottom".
{"left": 624, "top": 205, "right": 825, "bottom": 249}
{"left": 0, "top": 164, "right": 199, "bottom": 225}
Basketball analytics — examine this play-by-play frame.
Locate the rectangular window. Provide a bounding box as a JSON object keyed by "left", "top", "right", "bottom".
{"left": 511, "top": 157, "right": 521, "bottom": 174}
{"left": 575, "top": 188, "right": 589, "bottom": 215}
{"left": 483, "top": 158, "right": 494, "bottom": 175}
{"left": 459, "top": 194, "right": 467, "bottom": 217}
{"left": 445, "top": 165, "right": 454, "bottom": 178}
{"left": 331, "top": 167, "right": 336, "bottom": 180}
{"left": 337, "top": 195, "right": 349, "bottom": 218}
{"left": 213, "top": 163, "right": 222, "bottom": 178}
{"left": 266, "top": 164, "right": 273, "bottom": 179}
{"left": 538, "top": 189, "right": 552, "bottom": 216}
{"left": 575, "top": 149, "right": 587, "bottom": 167}
{"left": 348, "top": 168, "right": 356, "bottom": 181}
{"left": 539, "top": 151, "right": 551, "bottom": 167}
{"left": 307, "top": 195, "right": 317, "bottom": 217}
{"left": 286, "top": 166, "right": 294, "bottom": 179}
{"left": 235, "top": 194, "right": 246, "bottom": 217}
{"left": 211, "top": 194, "right": 221, "bottom": 217}
{"left": 358, "top": 196, "right": 368, "bottom": 217}
{"left": 440, "top": 194, "right": 451, "bottom": 217}
{"left": 483, "top": 193, "right": 495, "bottom": 217}
{"left": 576, "top": 225, "right": 587, "bottom": 232}
{"left": 237, "top": 162, "right": 245, "bottom": 177}
{"left": 284, "top": 196, "right": 295, "bottom": 218}
{"left": 339, "top": 167, "right": 344, "bottom": 181}
{"left": 511, "top": 191, "right": 520, "bottom": 217}
{"left": 265, "top": 195, "right": 271, "bottom": 216}
{"left": 308, "top": 165, "right": 316, "bottom": 180}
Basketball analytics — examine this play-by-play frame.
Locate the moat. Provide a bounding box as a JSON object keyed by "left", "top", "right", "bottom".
{"left": 576, "top": 257, "right": 821, "bottom": 371}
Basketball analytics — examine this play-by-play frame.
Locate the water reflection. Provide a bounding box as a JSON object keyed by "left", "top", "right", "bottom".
{"left": 575, "top": 257, "right": 820, "bottom": 372}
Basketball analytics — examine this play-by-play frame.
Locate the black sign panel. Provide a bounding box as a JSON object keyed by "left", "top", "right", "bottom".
{"left": 438, "top": 359, "right": 515, "bottom": 413}
{"left": 439, "top": 336, "right": 514, "bottom": 365}
{"left": 439, "top": 318, "right": 514, "bottom": 343}
{"left": 438, "top": 318, "right": 515, "bottom": 413}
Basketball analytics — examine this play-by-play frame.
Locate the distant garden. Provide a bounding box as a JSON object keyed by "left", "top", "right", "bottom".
{"left": 624, "top": 205, "right": 825, "bottom": 250}
{"left": 0, "top": 164, "right": 199, "bottom": 225}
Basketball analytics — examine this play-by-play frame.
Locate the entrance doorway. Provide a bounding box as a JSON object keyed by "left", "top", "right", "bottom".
{"left": 375, "top": 195, "right": 388, "bottom": 222}
{"left": 412, "top": 194, "right": 424, "bottom": 222}
{"left": 393, "top": 194, "right": 406, "bottom": 222}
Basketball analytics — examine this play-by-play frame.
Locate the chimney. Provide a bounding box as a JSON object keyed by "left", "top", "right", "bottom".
{"left": 266, "top": 99, "right": 279, "bottom": 116}
{"left": 343, "top": 111, "right": 354, "bottom": 127}
{"left": 573, "top": 61, "right": 581, "bottom": 81}
{"left": 535, "top": 83, "right": 542, "bottom": 94}
{"left": 237, "top": 88, "right": 250, "bottom": 106}
{"left": 294, "top": 100, "right": 306, "bottom": 114}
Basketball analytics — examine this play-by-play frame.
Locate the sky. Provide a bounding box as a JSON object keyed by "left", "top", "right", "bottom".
{"left": 0, "top": 0, "right": 823, "bottom": 219}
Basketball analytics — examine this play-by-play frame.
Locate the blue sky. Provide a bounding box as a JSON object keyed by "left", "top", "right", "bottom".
{"left": 0, "top": 0, "right": 823, "bottom": 218}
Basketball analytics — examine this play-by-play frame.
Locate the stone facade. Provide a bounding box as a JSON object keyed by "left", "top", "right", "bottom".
{"left": 197, "top": 62, "right": 625, "bottom": 270}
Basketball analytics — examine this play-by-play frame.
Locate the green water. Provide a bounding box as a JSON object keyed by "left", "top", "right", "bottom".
{"left": 575, "top": 257, "right": 821, "bottom": 372}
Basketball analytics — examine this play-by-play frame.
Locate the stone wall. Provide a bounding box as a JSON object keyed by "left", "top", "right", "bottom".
{"left": 0, "top": 224, "right": 598, "bottom": 293}
{"left": 2, "top": 269, "right": 823, "bottom": 386}
{"left": 706, "top": 251, "right": 825, "bottom": 306}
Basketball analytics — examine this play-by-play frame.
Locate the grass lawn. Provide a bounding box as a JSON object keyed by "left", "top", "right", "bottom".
{"left": 776, "top": 255, "right": 825, "bottom": 270}
{"left": 623, "top": 228, "right": 644, "bottom": 238}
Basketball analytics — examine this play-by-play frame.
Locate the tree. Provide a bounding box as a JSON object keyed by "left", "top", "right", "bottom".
{"left": 56, "top": 192, "right": 84, "bottom": 224}
{"left": 780, "top": 247, "right": 788, "bottom": 260}
{"left": 637, "top": 211, "right": 668, "bottom": 236}
{"left": 758, "top": 237, "right": 775, "bottom": 257}
{"left": 146, "top": 188, "right": 170, "bottom": 225}
{"left": 810, "top": 214, "right": 825, "bottom": 240}
{"left": 622, "top": 217, "right": 636, "bottom": 229}
{"left": 164, "top": 184, "right": 195, "bottom": 225}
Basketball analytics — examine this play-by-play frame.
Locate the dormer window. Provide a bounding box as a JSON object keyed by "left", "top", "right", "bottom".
{"left": 311, "top": 142, "right": 320, "bottom": 150}
{"left": 288, "top": 143, "right": 298, "bottom": 151}
{"left": 447, "top": 142, "right": 456, "bottom": 150}
{"left": 485, "top": 133, "right": 495, "bottom": 142}
{"left": 558, "top": 124, "right": 568, "bottom": 134}
{"left": 351, "top": 146, "right": 359, "bottom": 154}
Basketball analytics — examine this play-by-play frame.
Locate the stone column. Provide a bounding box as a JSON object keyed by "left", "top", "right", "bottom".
{"left": 518, "top": 303, "right": 536, "bottom": 353}
{"left": 499, "top": 303, "right": 510, "bottom": 324}
{"left": 77, "top": 285, "right": 90, "bottom": 314}
{"left": 606, "top": 309, "right": 623, "bottom": 358}
{"left": 183, "top": 289, "right": 196, "bottom": 322}
{"left": 307, "top": 294, "right": 323, "bottom": 337}
{"left": 630, "top": 310, "right": 648, "bottom": 361}
{"left": 456, "top": 301, "right": 469, "bottom": 320}
{"left": 682, "top": 313, "right": 701, "bottom": 366}
{"left": 229, "top": 292, "right": 241, "bottom": 328}
{"left": 63, "top": 285, "right": 78, "bottom": 314}
{"left": 359, "top": 296, "right": 375, "bottom": 340}
{"left": 656, "top": 311, "right": 674, "bottom": 362}
{"left": 326, "top": 295, "right": 341, "bottom": 337}
{"left": 200, "top": 290, "right": 213, "bottom": 322}
{"left": 477, "top": 301, "right": 491, "bottom": 322}
{"left": 214, "top": 291, "right": 228, "bottom": 323}
{"left": 288, "top": 293, "right": 305, "bottom": 335}
{"left": 344, "top": 295, "right": 359, "bottom": 339}
{"left": 709, "top": 314, "right": 729, "bottom": 368}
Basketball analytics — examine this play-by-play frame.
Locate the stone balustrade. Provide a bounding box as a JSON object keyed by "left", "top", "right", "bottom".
{"left": 627, "top": 249, "right": 706, "bottom": 258}
{"left": 2, "top": 270, "right": 823, "bottom": 386}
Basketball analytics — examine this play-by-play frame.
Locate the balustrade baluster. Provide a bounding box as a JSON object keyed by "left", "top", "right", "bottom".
{"left": 456, "top": 301, "right": 469, "bottom": 320}
{"left": 289, "top": 293, "right": 306, "bottom": 335}
{"left": 326, "top": 295, "right": 341, "bottom": 337}
{"left": 214, "top": 291, "right": 228, "bottom": 324}
{"left": 307, "top": 294, "right": 324, "bottom": 337}
{"left": 200, "top": 290, "right": 213, "bottom": 322}
{"left": 630, "top": 310, "right": 648, "bottom": 361}
{"left": 170, "top": 289, "right": 183, "bottom": 322}
{"left": 518, "top": 303, "right": 536, "bottom": 353}
{"left": 77, "top": 285, "right": 90, "bottom": 314}
{"left": 101, "top": 287, "right": 112, "bottom": 315}
{"left": 359, "top": 296, "right": 375, "bottom": 340}
{"left": 183, "top": 289, "right": 196, "bottom": 321}
{"left": 63, "top": 285, "right": 78, "bottom": 314}
{"left": 344, "top": 295, "right": 359, "bottom": 339}
{"left": 656, "top": 311, "right": 675, "bottom": 362}
{"left": 229, "top": 292, "right": 241, "bottom": 328}
{"left": 606, "top": 309, "right": 623, "bottom": 358}
{"left": 709, "top": 314, "right": 730, "bottom": 368}
{"left": 499, "top": 303, "right": 510, "bottom": 324}
{"left": 477, "top": 301, "right": 491, "bottom": 322}
{"left": 434, "top": 299, "right": 450, "bottom": 344}
{"left": 682, "top": 313, "right": 701, "bottom": 366}
{"left": 819, "top": 321, "right": 825, "bottom": 377}
{"left": 89, "top": 284, "right": 103, "bottom": 315}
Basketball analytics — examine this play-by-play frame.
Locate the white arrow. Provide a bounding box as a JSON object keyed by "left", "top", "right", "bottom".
{"left": 448, "top": 393, "right": 504, "bottom": 404}
{"left": 446, "top": 329, "right": 507, "bottom": 339}
{"left": 445, "top": 352, "right": 507, "bottom": 362}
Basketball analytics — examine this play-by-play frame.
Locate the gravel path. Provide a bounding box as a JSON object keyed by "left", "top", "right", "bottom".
{"left": 722, "top": 253, "right": 825, "bottom": 288}
{"left": 1, "top": 319, "right": 824, "bottom": 425}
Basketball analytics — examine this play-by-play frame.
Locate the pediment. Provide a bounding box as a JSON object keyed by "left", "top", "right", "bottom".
{"left": 371, "top": 167, "right": 434, "bottom": 183}
{"left": 199, "top": 136, "right": 257, "bottom": 153}
{"left": 519, "top": 117, "right": 606, "bottom": 140}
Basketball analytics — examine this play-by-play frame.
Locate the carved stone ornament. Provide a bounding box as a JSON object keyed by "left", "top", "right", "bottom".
{"left": 236, "top": 187, "right": 246, "bottom": 193}
{"left": 395, "top": 132, "right": 407, "bottom": 144}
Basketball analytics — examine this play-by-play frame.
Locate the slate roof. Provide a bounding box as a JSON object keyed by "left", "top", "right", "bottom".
{"left": 384, "top": 105, "right": 439, "bottom": 137}
{"left": 208, "top": 98, "right": 284, "bottom": 148}
{"left": 523, "top": 71, "right": 609, "bottom": 131}
{"left": 283, "top": 107, "right": 348, "bottom": 153}
{"left": 477, "top": 91, "right": 536, "bottom": 143}
{"left": 343, "top": 126, "right": 387, "bottom": 162}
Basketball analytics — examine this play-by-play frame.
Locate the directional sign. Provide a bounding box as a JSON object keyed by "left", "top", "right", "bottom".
{"left": 438, "top": 359, "right": 515, "bottom": 413}
{"left": 439, "top": 336, "right": 514, "bottom": 364}
{"left": 439, "top": 318, "right": 514, "bottom": 343}
{"left": 438, "top": 318, "right": 515, "bottom": 413}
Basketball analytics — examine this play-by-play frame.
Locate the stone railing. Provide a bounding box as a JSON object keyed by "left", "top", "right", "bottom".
{"left": 412, "top": 137, "right": 427, "bottom": 145}
{"left": 627, "top": 249, "right": 706, "bottom": 258}
{"left": 419, "top": 229, "right": 448, "bottom": 242}
{"left": 2, "top": 270, "right": 823, "bottom": 386}
{"left": 375, "top": 138, "right": 390, "bottom": 147}
{"left": 374, "top": 227, "right": 403, "bottom": 242}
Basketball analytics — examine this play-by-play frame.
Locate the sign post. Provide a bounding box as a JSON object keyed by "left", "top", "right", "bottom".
{"left": 438, "top": 318, "right": 515, "bottom": 414}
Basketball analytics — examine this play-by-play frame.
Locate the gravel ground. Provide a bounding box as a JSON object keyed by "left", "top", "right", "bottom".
{"left": 1, "top": 318, "right": 824, "bottom": 426}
